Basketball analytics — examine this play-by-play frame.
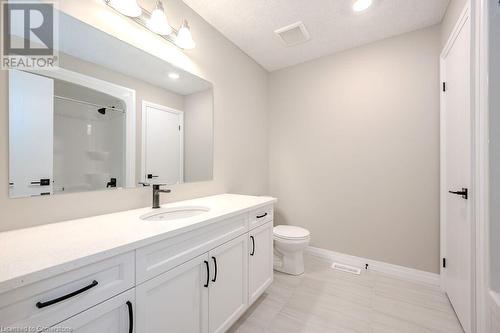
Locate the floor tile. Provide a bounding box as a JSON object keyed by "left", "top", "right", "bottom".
{"left": 228, "top": 255, "right": 464, "bottom": 333}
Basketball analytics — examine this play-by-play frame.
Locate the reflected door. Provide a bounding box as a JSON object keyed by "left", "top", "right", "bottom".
{"left": 144, "top": 103, "right": 183, "bottom": 184}
{"left": 441, "top": 12, "right": 472, "bottom": 333}
{"left": 9, "top": 70, "right": 54, "bottom": 197}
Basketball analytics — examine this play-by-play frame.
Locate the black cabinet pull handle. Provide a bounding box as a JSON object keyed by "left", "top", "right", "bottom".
{"left": 126, "top": 301, "right": 133, "bottom": 333}
{"left": 250, "top": 236, "right": 255, "bottom": 256}
{"left": 211, "top": 256, "right": 218, "bottom": 282}
{"left": 36, "top": 280, "right": 98, "bottom": 309}
{"left": 204, "top": 260, "right": 209, "bottom": 287}
{"left": 449, "top": 188, "right": 468, "bottom": 200}
{"left": 256, "top": 213, "right": 267, "bottom": 219}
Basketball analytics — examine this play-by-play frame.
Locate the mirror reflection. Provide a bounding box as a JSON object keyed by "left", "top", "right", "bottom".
{"left": 8, "top": 11, "right": 213, "bottom": 198}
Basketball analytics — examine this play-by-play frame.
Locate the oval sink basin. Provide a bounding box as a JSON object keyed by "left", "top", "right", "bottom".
{"left": 140, "top": 206, "right": 210, "bottom": 222}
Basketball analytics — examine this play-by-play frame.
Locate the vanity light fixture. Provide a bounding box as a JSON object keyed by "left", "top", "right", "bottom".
{"left": 168, "top": 72, "right": 180, "bottom": 80}
{"left": 352, "top": 0, "right": 373, "bottom": 12}
{"left": 107, "top": 0, "right": 142, "bottom": 17}
{"left": 175, "top": 20, "right": 196, "bottom": 50}
{"left": 104, "top": 0, "right": 196, "bottom": 50}
{"left": 147, "top": 0, "right": 173, "bottom": 35}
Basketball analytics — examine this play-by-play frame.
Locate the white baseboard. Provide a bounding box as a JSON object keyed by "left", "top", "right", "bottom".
{"left": 305, "top": 246, "right": 441, "bottom": 286}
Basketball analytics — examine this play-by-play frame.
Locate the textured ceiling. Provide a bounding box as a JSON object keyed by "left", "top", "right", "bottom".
{"left": 182, "top": 0, "right": 450, "bottom": 71}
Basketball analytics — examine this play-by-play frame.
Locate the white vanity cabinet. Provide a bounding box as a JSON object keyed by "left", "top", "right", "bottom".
{"left": 46, "top": 289, "right": 135, "bottom": 333}
{"left": 0, "top": 252, "right": 135, "bottom": 330}
{"left": 208, "top": 234, "right": 248, "bottom": 333}
{"left": 136, "top": 254, "right": 209, "bottom": 333}
{"left": 0, "top": 196, "right": 276, "bottom": 333}
{"left": 135, "top": 230, "right": 249, "bottom": 333}
{"left": 248, "top": 222, "right": 274, "bottom": 304}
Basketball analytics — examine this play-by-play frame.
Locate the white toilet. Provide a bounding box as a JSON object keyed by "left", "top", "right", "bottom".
{"left": 273, "top": 225, "right": 311, "bottom": 275}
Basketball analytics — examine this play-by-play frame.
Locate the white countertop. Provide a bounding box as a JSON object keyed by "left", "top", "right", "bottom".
{"left": 0, "top": 194, "right": 276, "bottom": 294}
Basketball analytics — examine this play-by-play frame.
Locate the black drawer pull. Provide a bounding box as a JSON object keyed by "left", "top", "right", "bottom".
{"left": 256, "top": 213, "right": 268, "bottom": 219}
{"left": 250, "top": 236, "right": 255, "bottom": 256}
{"left": 36, "top": 280, "right": 98, "bottom": 309}
{"left": 204, "top": 261, "right": 210, "bottom": 287}
{"left": 126, "top": 301, "right": 134, "bottom": 333}
{"left": 211, "top": 256, "right": 218, "bottom": 282}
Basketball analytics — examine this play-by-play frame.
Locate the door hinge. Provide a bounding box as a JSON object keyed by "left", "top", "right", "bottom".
{"left": 442, "top": 258, "right": 446, "bottom": 268}
{"left": 442, "top": 82, "right": 446, "bottom": 92}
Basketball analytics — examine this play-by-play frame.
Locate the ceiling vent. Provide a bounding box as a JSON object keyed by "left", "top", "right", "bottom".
{"left": 274, "top": 21, "right": 310, "bottom": 47}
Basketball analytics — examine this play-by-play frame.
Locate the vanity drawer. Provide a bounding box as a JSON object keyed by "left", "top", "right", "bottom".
{"left": 249, "top": 205, "right": 274, "bottom": 229}
{"left": 0, "top": 251, "right": 135, "bottom": 329}
{"left": 136, "top": 214, "right": 247, "bottom": 283}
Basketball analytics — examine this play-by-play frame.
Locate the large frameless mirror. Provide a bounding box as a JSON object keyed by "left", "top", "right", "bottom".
{"left": 7, "top": 10, "right": 213, "bottom": 198}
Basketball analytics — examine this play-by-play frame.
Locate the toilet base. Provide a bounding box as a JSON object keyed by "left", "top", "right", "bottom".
{"left": 273, "top": 250, "right": 305, "bottom": 276}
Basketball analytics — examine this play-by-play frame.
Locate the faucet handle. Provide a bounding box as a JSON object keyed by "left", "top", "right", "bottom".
{"left": 138, "top": 182, "right": 151, "bottom": 187}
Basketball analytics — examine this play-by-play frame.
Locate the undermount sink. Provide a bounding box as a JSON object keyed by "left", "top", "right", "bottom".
{"left": 140, "top": 206, "right": 210, "bottom": 222}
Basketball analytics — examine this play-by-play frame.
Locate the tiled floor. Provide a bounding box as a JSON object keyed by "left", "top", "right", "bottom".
{"left": 228, "top": 255, "right": 464, "bottom": 333}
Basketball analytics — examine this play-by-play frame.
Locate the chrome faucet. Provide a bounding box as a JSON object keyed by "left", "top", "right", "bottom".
{"left": 152, "top": 184, "right": 171, "bottom": 209}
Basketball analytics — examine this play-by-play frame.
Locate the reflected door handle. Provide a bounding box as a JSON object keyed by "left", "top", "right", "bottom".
{"left": 30, "top": 179, "right": 50, "bottom": 186}
{"left": 449, "top": 188, "right": 468, "bottom": 200}
{"left": 147, "top": 174, "right": 159, "bottom": 179}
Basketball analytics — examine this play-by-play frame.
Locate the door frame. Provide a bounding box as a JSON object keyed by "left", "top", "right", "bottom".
{"left": 141, "top": 100, "right": 184, "bottom": 184}
{"left": 439, "top": 1, "right": 475, "bottom": 330}
{"left": 474, "top": 0, "right": 500, "bottom": 332}
{"left": 24, "top": 67, "right": 137, "bottom": 188}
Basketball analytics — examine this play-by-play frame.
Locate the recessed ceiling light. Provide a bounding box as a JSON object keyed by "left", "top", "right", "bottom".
{"left": 168, "top": 72, "right": 180, "bottom": 80}
{"left": 353, "top": 0, "right": 373, "bottom": 12}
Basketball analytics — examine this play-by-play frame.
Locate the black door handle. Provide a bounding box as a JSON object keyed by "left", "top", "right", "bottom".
{"left": 211, "top": 256, "right": 217, "bottom": 282}
{"left": 204, "top": 260, "right": 209, "bottom": 287}
{"left": 250, "top": 236, "right": 255, "bottom": 256}
{"left": 126, "top": 301, "right": 133, "bottom": 333}
{"left": 30, "top": 178, "right": 50, "bottom": 186}
{"left": 256, "top": 213, "right": 268, "bottom": 219}
{"left": 36, "top": 280, "right": 98, "bottom": 309}
{"left": 449, "top": 188, "right": 468, "bottom": 200}
{"left": 147, "top": 174, "right": 159, "bottom": 179}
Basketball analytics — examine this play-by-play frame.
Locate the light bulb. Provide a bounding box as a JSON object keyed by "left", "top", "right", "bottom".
{"left": 353, "top": 0, "right": 373, "bottom": 12}
{"left": 108, "top": 0, "right": 142, "bottom": 18}
{"left": 147, "top": 1, "right": 173, "bottom": 35}
{"left": 175, "top": 20, "right": 195, "bottom": 50}
{"left": 168, "top": 72, "right": 180, "bottom": 80}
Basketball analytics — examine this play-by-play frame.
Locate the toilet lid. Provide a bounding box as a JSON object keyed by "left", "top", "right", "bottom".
{"left": 273, "top": 225, "right": 310, "bottom": 240}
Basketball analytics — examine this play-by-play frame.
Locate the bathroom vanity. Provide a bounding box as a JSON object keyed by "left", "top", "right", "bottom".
{"left": 0, "top": 194, "right": 276, "bottom": 332}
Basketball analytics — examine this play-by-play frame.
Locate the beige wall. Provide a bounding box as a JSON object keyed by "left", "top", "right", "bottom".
{"left": 441, "top": 0, "right": 468, "bottom": 47}
{"left": 0, "top": 0, "right": 268, "bottom": 232}
{"left": 268, "top": 25, "right": 442, "bottom": 273}
{"left": 184, "top": 89, "right": 214, "bottom": 182}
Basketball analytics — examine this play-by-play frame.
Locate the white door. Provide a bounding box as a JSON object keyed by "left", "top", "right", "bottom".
{"left": 144, "top": 103, "right": 183, "bottom": 184}
{"left": 248, "top": 222, "right": 274, "bottom": 305}
{"left": 136, "top": 253, "right": 209, "bottom": 333}
{"left": 441, "top": 12, "right": 472, "bottom": 333}
{"left": 9, "top": 70, "right": 54, "bottom": 197}
{"left": 209, "top": 235, "right": 248, "bottom": 333}
{"left": 45, "top": 290, "right": 134, "bottom": 333}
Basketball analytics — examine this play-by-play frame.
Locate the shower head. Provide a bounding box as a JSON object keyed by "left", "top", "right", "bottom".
{"left": 98, "top": 107, "right": 106, "bottom": 115}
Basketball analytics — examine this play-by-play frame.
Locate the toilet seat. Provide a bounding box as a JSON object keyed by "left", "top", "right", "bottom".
{"left": 273, "top": 225, "right": 310, "bottom": 241}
